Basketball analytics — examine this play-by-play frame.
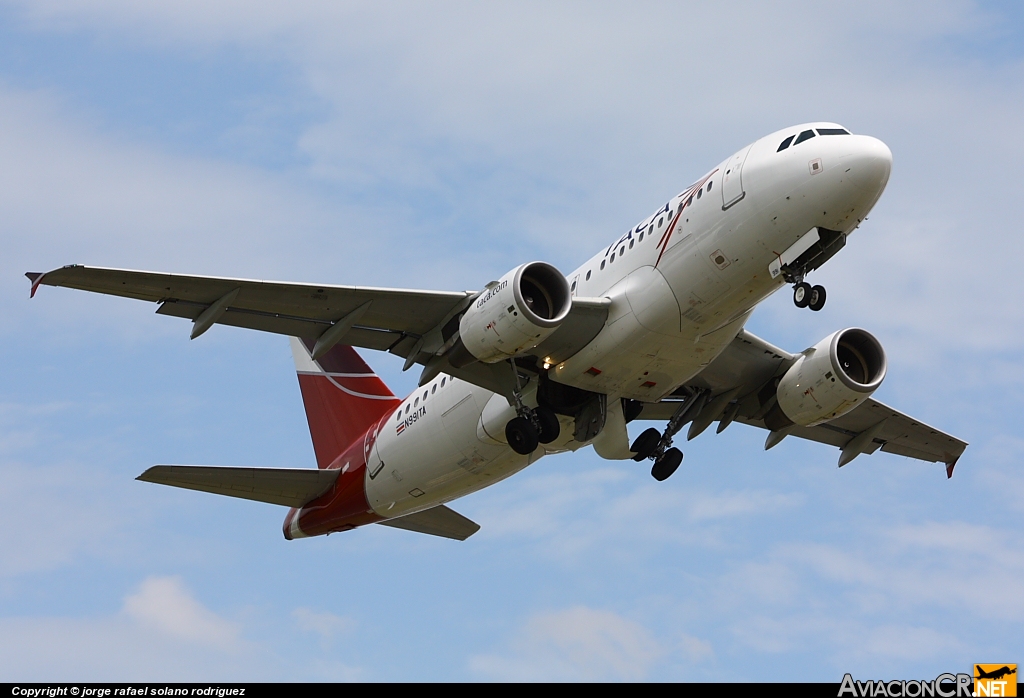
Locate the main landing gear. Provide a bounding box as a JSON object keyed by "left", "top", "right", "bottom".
{"left": 792, "top": 281, "right": 826, "bottom": 312}
{"left": 505, "top": 408, "right": 559, "bottom": 455}
{"left": 505, "top": 360, "right": 560, "bottom": 455}
{"left": 630, "top": 427, "right": 684, "bottom": 481}
{"left": 629, "top": 389, "right": 708, "bottom": 481}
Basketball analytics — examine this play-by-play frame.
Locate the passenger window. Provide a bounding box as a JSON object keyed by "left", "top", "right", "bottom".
{"left": 570, "top": 280, "right": 577, "bottom": 292}
{"left": 441, "top": 377, "right": 446, "bottom": 387}
{"left": 414, "top": 397, "right": 419, "bottom": 407}
{"left": 610, "top": 253, "right": 616, "bottom": 263}
{"left": 619, "top": 245, "right": 625, "bottom": 256}
{"left": 707, "top": 181, "right": 713, "bottom": 191}
{"left": 658, "top": 217, "right": 664, "bottom": 227}
{"left": 405, "top": 404, "right": 410, "bottom": 414}
{"left": 794, "top": 130, "right": 815, "bottom": 145}
{"left": 697, "top": 188, "right": 702, "bottom": 199}
{"left": 777, "top": 135, "right": 795, "bottom": 152}
{"left": 397, "top": 411, "right": 402, "bottom": 422}
{"left": 423, "top": 391, "right": 428, "bottom": 401}
{"left": 432, "top": 385, "right": 436, "bottom": 394}
{"left": 687, "top": 195, "right": 693, "bottom": 206}
{"left": 586, "top": 270, "right": 592, "bottom": 280}
{"left": 639, "top": 231, "right": 644, "bottom": 242}
{"left": 817, "top": 128, "right": 850, "bottom": 136}
{"left": 600, "top": 260, "right": 606, "bottom": 270}
{"left": 629, "top": 239, "right": 634, "bottom": 249}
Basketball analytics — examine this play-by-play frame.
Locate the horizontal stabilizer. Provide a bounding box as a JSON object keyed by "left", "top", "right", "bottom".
{"left": 138, "top": 465, "right": 340, "bottom": 508}
{"left": 377, "top": 505, "right": 480, "bottom": 541}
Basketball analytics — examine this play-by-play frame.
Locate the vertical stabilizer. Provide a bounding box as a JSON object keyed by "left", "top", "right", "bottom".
{"left": 290, "top": 338, "right": 400, "bottom": 469}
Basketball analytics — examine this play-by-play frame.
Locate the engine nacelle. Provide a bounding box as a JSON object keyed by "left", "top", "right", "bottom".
{"left": 775, "top": 328, "right": 887, "bottom": 427}
{"left": 455, "top": 262, "right": 571, "bottom": 365}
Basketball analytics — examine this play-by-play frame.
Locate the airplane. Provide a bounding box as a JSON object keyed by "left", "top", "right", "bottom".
{"left": 26, "top": 122, "right": 967, "bottom": 542}
{"left": 975, "top": 666, "right": 1016, "bottom": 681}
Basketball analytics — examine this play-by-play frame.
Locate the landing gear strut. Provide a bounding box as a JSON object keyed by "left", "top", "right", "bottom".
{"left": 504, "top": 359, "right": 560, "bottom": 455}
{"left": 629, "top": 388, "right": 708, "bottom": 481}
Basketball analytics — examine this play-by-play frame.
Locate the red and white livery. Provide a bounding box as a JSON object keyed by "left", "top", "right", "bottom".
{"left": 28, "top": 123, "right": 967, "bottom": 541}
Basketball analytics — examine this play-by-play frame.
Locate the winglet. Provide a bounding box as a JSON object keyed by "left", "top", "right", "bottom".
{"left": 25, "top": 272, "right": 45, "bottom": 299}
{"left": 946, "top": 457, "right": 959, "bottom": 479}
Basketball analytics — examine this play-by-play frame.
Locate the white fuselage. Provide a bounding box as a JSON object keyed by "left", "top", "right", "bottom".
{"left": 365, "top": 122, "right": 893, "bottom": 518}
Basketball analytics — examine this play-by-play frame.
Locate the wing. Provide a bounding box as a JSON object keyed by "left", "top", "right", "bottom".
{"left": 637, "top": 329, "right": 967, "bottom": 476}
{"left": 27, "top": 265, "right": 609, "bottom": 397}
{"left": 29, "top": 264, "right": 472, "bottom": 353}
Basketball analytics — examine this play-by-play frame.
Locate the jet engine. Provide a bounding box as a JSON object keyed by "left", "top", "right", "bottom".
{"left": 774, "top": 328, "right": 886, "bottom": 427}
{"left": 451, "top": 262, "right": 571, "bottom": 366}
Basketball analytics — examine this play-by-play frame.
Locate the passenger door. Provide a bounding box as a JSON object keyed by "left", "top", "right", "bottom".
{"left": 721, "top": 145, "right": 751, "bottom": 210}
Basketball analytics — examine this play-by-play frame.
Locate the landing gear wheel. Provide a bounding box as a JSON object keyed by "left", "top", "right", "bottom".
{"left": 808, "top": 285, "right": 826, "bottom": 312}
{"left": 506, "top": 417, "right": 539, "bottom": 455}
{"left": 534, "top": 406, "right": 561, "bottom": 444}
{"left": 793, "top": 282, "right": 812, "bottom": 308}
{"left": 651, "top": 448, "right": 683, "bottom": 481}
{"left": 630, "top": 428, "right": 661, "bottom": 462}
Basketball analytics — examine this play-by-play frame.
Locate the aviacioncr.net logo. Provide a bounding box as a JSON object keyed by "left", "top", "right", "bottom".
{"left": 838, "top": 673, "right": 973, "bottom": 698}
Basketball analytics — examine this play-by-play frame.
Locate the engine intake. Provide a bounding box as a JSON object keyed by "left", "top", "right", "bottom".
{"left": 451, "top": 262, "right": 571, "bottom": 366}
{"left": 774, "top": 328, "right": 886, "bottom": 427}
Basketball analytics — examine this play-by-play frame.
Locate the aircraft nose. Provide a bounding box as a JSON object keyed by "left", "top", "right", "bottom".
{"left": 844, "top": 136, "right": 892, "bottom": 194}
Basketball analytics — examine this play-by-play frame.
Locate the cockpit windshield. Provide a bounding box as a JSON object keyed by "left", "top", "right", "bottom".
{"left": 779, "top": 126, "right": 851, "bottom": 153}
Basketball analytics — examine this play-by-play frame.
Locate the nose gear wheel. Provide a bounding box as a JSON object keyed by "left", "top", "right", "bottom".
{"left": 808, "top": 284, "right": 826, "bottom": 311}
{"left": 793, "top": 282, "right": 811, "bottom": 308}
{"left": 793, "top": 281, "right": 826, "bottom": 311}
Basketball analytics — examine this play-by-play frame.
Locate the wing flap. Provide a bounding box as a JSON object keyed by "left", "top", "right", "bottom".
{"left": 138, "top": 465, "right": 340, "bottom": 508}
{"left": 376, "top": 505, "right": 480, "bottom": 541}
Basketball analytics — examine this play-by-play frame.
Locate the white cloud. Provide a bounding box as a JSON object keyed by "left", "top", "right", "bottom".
{"left": 292, "top": 607, "right": 355, "bottom": 645}
{"left": 719, "top": 518, "right": 1024, "bottom": 668}
{"left": 0, "top": 577, "right": 258, "bottom": 680}
{"left": 474, "top": 466, "right": 804, "bottom": 562}
{"left": 678, "top": 633, "right": 715, "bottom": 663}
{"left": 0, "top": 85, "right": 339, "bottom": 277}
{"left": 469, "top": 606, "right": 663, "bottom": 682}
{"left": 123, "top": 576, "right": 240, "bottom": 650}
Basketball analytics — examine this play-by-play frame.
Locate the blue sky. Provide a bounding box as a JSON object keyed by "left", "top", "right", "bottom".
{"left": 1, "top": 0, "right": 1022, "bottom": 682}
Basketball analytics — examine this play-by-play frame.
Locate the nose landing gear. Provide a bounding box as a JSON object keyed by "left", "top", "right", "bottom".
{"left": 792, "top": 281, "right": 826, "bottom": 312}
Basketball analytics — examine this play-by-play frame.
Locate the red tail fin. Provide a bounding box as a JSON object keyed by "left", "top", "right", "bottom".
{"left": 290, "top": 337, "right": 400, "bottom": 469}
